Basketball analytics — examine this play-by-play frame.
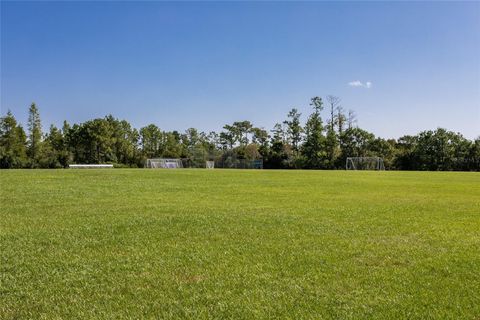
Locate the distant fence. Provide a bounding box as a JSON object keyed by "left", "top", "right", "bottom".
{"left": 214, "top": 158, "right": 263, "bottom": 169}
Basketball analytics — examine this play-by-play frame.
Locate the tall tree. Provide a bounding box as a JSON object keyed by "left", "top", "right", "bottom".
{"left": 199, "top": 131, "right": 218, "bottom": 159}
{"left": 394, "top": 135, "right": 419, "bottom": 170}
{"left": 338, "top": 127, "right": 376, "bottom": 163}
{"left": 469, "top": 137, "right": 480, "bottom": 171}
{"left": 62, "top": 121, "right": 73, "bottom": 165}
{"left": 163, "top": 131, "right": 184, "bottom": 158}
{"left": 232, "top": 121, "right": 253, "bottom": 145}
{"left": 325, "top": 96, "right": 342, "bottom": 168}
{"left": 325, "top": 127, "right": 338, "bottom": 169}
{"left": 140, "top": 124, "right": 163, "bottom": 158}
{"left": 347, "top": 110, "right": 357, "bottom": 130}
{"left": 284, "top": 108, "right": 303, "bottom": 153}
{"left": 251, "top": 127, "right": 269, "bottom": 158}
{"left": 43, "top": 124, "right": 68, "bottom": 168}
{"left": 369, "top": 137, "right": 396, "bottom": 169}
{"left": 206, "top": 131, "right": 220, "bottom": 150}
{"left": 27, "top": 103, "right": 42, "bottom": 167}
{"left": 184, "top": 128, "right": 200, "bottom": 150}
{"left": 336, "top": 106, "right": 347, "bottom": 135}
{"left": 108, "top": 116, "right": 139, "bottom": 166}
{"left": 412, "top": 128, "right": 471, "bottom": 171}
{"left": 267, "top": 123, "right": 288, "bottom": 168}
{"left": 0, "top": 111, "right": 28, "bottom": 168}
{"left": 69, "top": 118, "right": 115, "bottom": 163}
{"left": 219, "top": 130, "right": 235, "bottom": 149}
{"left": 302, "top": 97, "right": 326, "bottom": 168}
{"left": 221, "top": 124, "right": 238, "bottom": 148}
{"left": 326, "top": 95, "right": 341, "bottom": 131}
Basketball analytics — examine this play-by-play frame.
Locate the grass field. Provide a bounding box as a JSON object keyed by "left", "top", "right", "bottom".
{"left": 1, "top": 169, "right": 479, "bottom": 319}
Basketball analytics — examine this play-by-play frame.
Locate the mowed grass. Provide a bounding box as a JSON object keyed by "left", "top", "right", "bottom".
{"left": 1, "top": 169, "right": 479, "bottom": 319}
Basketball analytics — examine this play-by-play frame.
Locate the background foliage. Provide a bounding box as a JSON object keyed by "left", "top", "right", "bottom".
{"left": 1, "top": 97, "right": 479, "bottom": 170}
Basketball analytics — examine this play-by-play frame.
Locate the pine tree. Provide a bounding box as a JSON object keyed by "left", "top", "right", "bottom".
{"left": 302, "top": 97, "right": 326, "bottom": 168}
{"left": 325, "top": 128, "right": 338, "bottom": 169}
{"left": 0, "top": 111, "right": 28, "bottom": 168}
{"left": 284, "top": 108, "right": 303, "bottom": 153}
{"left": 326, "top": 96, "right": 341, "bottom": 168}
{"left": 44, "top": 125, "right": 68, "bottom": 168}
{"left": 27, "top": 103, "right": 43, "bottom": 167}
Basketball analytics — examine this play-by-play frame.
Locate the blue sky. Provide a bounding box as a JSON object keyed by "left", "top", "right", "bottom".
{"left": 1, "top": 1, "right": 479, "bottom": 139}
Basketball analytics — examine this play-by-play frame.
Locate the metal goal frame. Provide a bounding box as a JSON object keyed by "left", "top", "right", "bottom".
{"left": 145, "top": 158, "right": 183, "bottom": 169}
{"left": 346, "top": 157, "right": 385, "bottom": 170}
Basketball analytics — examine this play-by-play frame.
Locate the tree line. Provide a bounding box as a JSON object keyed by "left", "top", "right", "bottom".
{"left": 1, "top": 96, "right": 479, "bottom": 170}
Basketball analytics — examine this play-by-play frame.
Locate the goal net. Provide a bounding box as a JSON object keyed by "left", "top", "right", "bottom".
{"left": 146, "top": 158, "right": 183, "bottom": 169}
{"left": 346, "top": 157, "right": 385, "bottom": 170}
{"left": 206, "top": 161, "right": 215, "bottom": 169}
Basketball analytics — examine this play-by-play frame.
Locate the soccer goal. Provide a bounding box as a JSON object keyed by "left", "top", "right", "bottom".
{"left": 346, "top": 157, "right": 385, "bottom": 170}
{"left": 206, "top": 161, "right": 215, "bottom": 169}
{"left": 146, "top": 158, "right": 183, "bottom": 169}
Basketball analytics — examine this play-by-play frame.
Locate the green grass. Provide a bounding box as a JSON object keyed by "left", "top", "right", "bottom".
{"left": 1, "top": 169, "right": 479, "bottom": 319}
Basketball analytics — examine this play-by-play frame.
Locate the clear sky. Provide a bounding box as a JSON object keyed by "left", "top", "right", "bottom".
{"left": 1, "top": 1, "right": 479, "bottom": 139}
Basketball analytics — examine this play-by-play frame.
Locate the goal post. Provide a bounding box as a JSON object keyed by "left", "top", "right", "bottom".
{"left": 346, "top": 157, "right": 385, "bottom": 170}
{"left": 206, "top": 161, "right": 215, "bottom": 169}
{"left": 146, "top": 158, "right": 183, "bottom": 169}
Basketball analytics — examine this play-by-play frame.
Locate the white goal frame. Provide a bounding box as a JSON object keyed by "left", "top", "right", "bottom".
{"left": 206, "top": 161, "right": 215, "bottom": 169}
{"left": 146, "top": 158, "right": 183, "bottom": 169}
{"left": 346, "top": 157, "right": 385, "bottom": 170}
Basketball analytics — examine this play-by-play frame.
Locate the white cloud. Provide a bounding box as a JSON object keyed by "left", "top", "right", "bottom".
{"left": 348, "top": 80, "right": 372, "bottom": 89}
{"left": 348, "top": 80, "right": 363, "bottom": 87}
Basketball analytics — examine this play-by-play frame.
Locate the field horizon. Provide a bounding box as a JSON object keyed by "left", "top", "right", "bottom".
{"left": 1, "top": 169, "right": 479, "bottom": 319}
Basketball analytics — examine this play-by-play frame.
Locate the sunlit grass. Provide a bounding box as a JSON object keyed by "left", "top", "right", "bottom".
{"left": 1, "top": 169, "right": 479, "bottom": 319}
